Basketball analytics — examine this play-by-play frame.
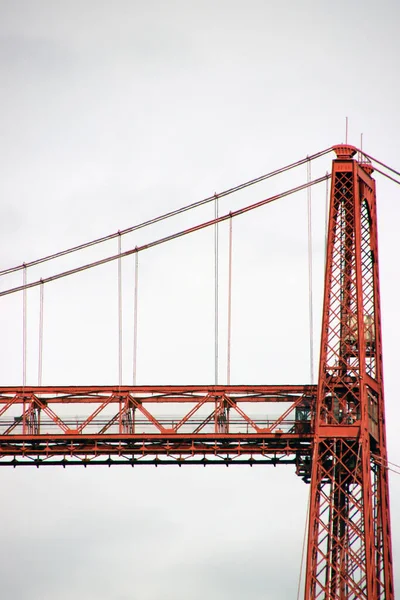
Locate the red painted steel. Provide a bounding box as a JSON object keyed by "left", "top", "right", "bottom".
{"left": 304, "top": 146, "right": 394, "bottom": 598}
{"left": 0, "top": 385, "right": 316, "bottom": 466}
{"left": 0, "top": 149, "right": 394, "bottom": 597}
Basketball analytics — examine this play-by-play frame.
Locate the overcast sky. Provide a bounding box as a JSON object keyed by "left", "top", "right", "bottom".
{"left": 1, "top": 1, "right": 400, "bottom": 598}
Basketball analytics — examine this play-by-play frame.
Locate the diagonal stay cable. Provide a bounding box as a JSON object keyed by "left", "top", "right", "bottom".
{"left": 0, "top": 147, "right": 333, "bottom": 277}
{"left": 0, "top": 174, "right": 330, "bottom": 298}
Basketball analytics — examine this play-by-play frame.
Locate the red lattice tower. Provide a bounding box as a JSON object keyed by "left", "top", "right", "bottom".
{"left": 304, "top": 145, "right": 394, "bottom": 598}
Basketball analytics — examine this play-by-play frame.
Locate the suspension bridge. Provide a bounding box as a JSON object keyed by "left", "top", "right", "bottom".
{"left": 0, "top": 144, "right": 399, "bottom": 599}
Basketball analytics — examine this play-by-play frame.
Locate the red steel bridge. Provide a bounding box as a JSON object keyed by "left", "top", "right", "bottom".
{"left": 0, "top": 144, "right": 398, "bottom": 598}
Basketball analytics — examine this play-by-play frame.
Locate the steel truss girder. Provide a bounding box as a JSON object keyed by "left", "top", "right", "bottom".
{"left": 0, "top": 385, "right": 316, "bottom": 466}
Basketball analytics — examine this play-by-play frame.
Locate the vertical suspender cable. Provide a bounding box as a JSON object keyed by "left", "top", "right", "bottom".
{"left": 360, "top": 133, "right": 364, "bottom": 163}
{"left": 227, "top": 216, "right": 233, "bottom": 385}
{"left": 23, "top": 264, "right": 27, "bottom": 386}
{"left": 214, "top": 194, "right": 219, "bottom": 385}
{"left": 324, "top": 172, "right": 329, "bottom": 266}
{"left": 133, "top": 251, "right": 139, "bottom": 386}
{"left": 307, "top": 159, "right": 314, "bottom": 384}
{"left": 38, "top": 281, "right": 44, "bottom": 386}
{"left": 118, "top": 233, "right": 123, "bottom": 387}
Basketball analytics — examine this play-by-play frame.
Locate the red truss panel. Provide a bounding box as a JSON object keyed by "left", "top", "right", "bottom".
{"left": 0, "top": 385, "right": 316, "bottom": 467}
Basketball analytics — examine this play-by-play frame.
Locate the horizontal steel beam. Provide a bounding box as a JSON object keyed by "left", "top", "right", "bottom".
{"left": 0, "top": 457, "right": 300, "bottom": 467}
{"left": 0, "top": 384, "right": 316, "bottom": 401}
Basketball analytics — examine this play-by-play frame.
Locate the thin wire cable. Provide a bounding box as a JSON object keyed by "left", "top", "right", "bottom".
{"left": 23, "top": 265, "right": 27, "bottom": 387}
{"left": 133, "top": 252, "right": 139, "bottom": 386}
{"left": 386, "top": 458, "right": 400, "bottom": 470}
{"left": 297, "top": 461, "right": 313, "bottom": 599}
{"left": 214, "top": 194, "right": 219, "bottom": 385}
{"left": 387, "top": 466, "right": 400, "bottom": 476}
{"left": 0, "top": 175, "right": 330, "bottom": 298}
{"left": 227, "top": 216, "right": 233, "bottom": 386}
{"left": 118, "top": 234, "right": 123, "bottom": 387}
{"left": 0, "top": 146, "right": 396, "bottom": 282}
{"left": 0, "top": 148, "right": 333, "bottom": 278}
{"left": 307, "top": 159, "right": 314, "bottom": 384}
{"left": 360, "top": 151, "right": 400, "bottom": 178}
{"left": 297, "top": 490, "right": 311, "bottom": 599}
{"left": 375, "top": 461, "right": 400, "bottom": 476}
{"left": 38, "top": 281, "right": 44, "bottom": 386}
{"left": 324, "top": 172, "right": 330, "bottom": 267}
{"left": 355, "top": 442, "right": 362, "bottom": 480}
{"left": 373, "top": 454, "right": 400, "bottom": 474}
{"left": 371, "top": 166, "right": 400, "bottom": 186}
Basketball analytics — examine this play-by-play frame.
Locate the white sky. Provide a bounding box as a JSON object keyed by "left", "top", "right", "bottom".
{"left": 0, "top": 1, "right": 399, "bottom": 598}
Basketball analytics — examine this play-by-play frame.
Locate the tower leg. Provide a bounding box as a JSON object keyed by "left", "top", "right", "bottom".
{"left": 304, "top": 146, "right": 394, "bottom": 599}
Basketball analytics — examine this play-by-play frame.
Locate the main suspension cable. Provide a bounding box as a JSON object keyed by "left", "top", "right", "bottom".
{"left": 0, "top": 175, "right": 331, "bottom": 298}
{"left": 0, "top": 148, "right": 333, "bottom": 278}
{"left": 370, "top": 166, "right": 400, "bottom": 186}
{"left": 360, "top": 151, "right": 400, "bottom": 178}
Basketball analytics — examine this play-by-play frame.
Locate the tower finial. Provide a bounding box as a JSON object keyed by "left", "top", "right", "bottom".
{"left": 333, "top": 144, "right": 357, "bottom": 160}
